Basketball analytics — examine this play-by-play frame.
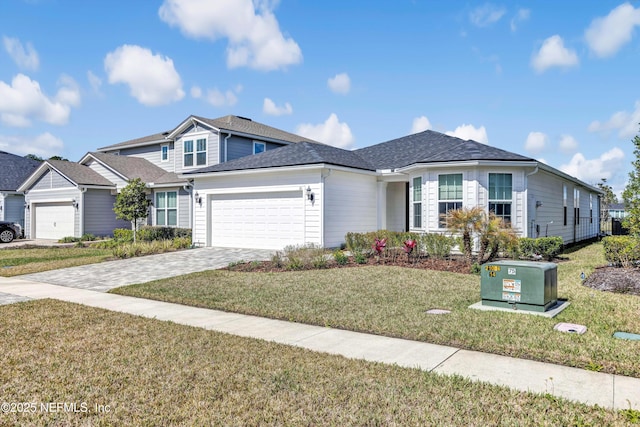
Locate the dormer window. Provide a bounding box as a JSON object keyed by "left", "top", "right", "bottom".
{"left": 253, "top": 141, "right": 266, "bottom": 155}
{"left": 184, "top": 137, "right": 207, "bottom": 167}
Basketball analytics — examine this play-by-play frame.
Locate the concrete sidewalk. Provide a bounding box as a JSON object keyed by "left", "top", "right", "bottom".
{"left": 0, "top": 275, "right": 638, "bottom": 411}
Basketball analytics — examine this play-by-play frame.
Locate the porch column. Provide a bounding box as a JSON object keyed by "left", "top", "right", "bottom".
{"left": 377, "top": 181, "right": 387, "bottom": 230}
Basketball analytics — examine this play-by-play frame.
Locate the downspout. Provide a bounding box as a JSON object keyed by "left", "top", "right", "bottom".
{"left": 320, "top": 168, "right": 332, "bottom": 247}
{"left": 224, "top": 132, "right": 231, "bottom": 162}
{"left": 79, "top": 187, "right": 87, "bottom": 237}
{"left": 525, "top": 166, "right": 539, "bottom": 238}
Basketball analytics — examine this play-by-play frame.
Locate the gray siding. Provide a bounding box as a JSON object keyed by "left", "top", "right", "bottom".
{"left": 226, "top": 136, "right": 284, "bottom": 162}
{"left": 113, "top": 143, "right": 176, "bottom": 173}
{"left": 31, "top": 169, "right": 74, "bottom": 190}
{"left": 5, "top": 194, "right": 25, "bottom": 228}
{"left": 85, "top": 159, "right": 128, "bottom": 189}
{"left": 83, "top": 189, "right": 130, "bottom": 236}
{"left": 175, "top": 128, "right": 220, "bottom": 173}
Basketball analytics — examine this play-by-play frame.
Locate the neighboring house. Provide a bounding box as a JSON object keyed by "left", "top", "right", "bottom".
{"left": 0, "top": 151, "right": 41, "bottom": 228}
{"left": 606, "top": 202, "right": 628, "bottom": 219}
{"left": 183, "top": 130, "right": 603, "bottom": 250}
{"left": 18, "top": 115, "right": 315, "bottom": 239}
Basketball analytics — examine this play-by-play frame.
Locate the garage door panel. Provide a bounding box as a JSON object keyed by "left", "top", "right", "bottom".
{"left": 211, "top": 191, "right": 304, "bottom": 249}
{"left": 35, "top": 202, "right": 75, "bottom": 239}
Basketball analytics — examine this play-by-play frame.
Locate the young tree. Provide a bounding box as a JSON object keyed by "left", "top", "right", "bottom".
{"left": 623, "top": 130, "right": 640, "bottom": 236}
{"left": 597, "top": 178, "right": 618, "bottom": 221}
{"left": 444, "top": 206, "right": 484, "bottom": 262}
{"left": 113, "top": 178, "right": 150, "bottom": 242}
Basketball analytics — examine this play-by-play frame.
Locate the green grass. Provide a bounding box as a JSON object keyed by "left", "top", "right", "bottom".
{"left": 0, "top": 300, "right": 631, "bottom": 426}
{"left": 0, "top": 247, "right": 112, "bottom": 276}
{"left": 113, "top": 242, "right": 640, "bottom": 377}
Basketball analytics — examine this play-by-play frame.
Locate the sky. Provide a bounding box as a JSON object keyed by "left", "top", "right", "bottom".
{"left": 1, "top": 1, "right": 639, "bottom": 197}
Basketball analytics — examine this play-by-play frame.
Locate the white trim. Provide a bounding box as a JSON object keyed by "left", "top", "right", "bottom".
{"left": 160, "top": 144, "right": 169, "bottom": 162}
{"left": 180, "top": 163, "right": 378, "bottom": 179}
{"left": 26, "top": 188, "right": 83, "bottom": 194}
{"left": 397, "top": 160, "right": 539, "bottom": 173}
{"left": 181, "top": 132, "right": 209, "bottom": 169}
{"left": 437, "top": 172, "right": 464, "bottom": 229}
{"left": 253, "top": 141, "right": 266, "bottom": 155}
{"left": 204, "top": 185, "right": 304, "bottom": 195}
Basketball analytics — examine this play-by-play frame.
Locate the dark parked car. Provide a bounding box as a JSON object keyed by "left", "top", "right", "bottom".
{"left": 0, "top": 221, "right": 22, "bottom": 243}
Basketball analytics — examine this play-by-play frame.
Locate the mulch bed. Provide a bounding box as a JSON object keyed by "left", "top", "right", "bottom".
{"left": 582, "top": 266, "right": 640, "bottom": 296}
{"left": 226, "top": 255, "right": 473, "bottom": 274}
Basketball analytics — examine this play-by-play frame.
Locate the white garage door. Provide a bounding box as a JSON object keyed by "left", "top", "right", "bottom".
{"left": 210, "top": 191, "right": 304, "bottom": 249}
{"left": 34, "top": 202, "right": 75, "bottom": 239}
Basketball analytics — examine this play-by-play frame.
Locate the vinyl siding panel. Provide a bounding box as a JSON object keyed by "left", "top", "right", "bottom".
{"left": 30, "top": 169, "right": 75, "bottom": 190}
{"left": 83, "top": 189, "right": 130, "bottom": 236}
{"left": 176, "top": 128, "right": 219, "bottom": 173}
{"left": 225, "top": 135, "right": 284, "bottom": 162}
{"left": 84, "top": 159, "right": 128, "bottom": 189}
{"left": 324, "top": 170, "right": 378, "bottom": 247}
{"left": 112, "top": 143, "right": 175, "bottom": 172}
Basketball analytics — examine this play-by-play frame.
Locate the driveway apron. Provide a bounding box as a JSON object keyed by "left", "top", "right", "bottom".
{"left": 19, "top": 247, "right": 274, "bottom": 292}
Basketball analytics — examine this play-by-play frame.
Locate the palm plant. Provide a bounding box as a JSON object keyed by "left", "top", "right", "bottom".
{"left": 443, "top": 206, "right": 484, "bottom": 262}
{"left": 477, "top": 213, "right": 518, "bottom": 263}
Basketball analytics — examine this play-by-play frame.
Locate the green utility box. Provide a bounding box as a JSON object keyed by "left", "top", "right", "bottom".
{"left": 481, "top": 260, "right": 557, "bottom": 312}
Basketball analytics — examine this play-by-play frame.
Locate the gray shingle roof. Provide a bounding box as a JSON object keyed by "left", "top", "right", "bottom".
{"left": 354, "top": 130, "right": 534, "bottom": 170}
{"left": 88, "top": 152, "right": 185, "bottom": 184}
{"left": 193, "top": 115, "right": 318, "bottom": 144}
{"left": 47, "top": 160, "right": 114, "bottom": 186}
{"left": 183, "top": 142, "right": 374, "bottom": 174}
{"left": 97, "top": 131, "right": 170, "bottom": 151}
{"left": 0, "top": 151, "right": 41, "bottom": 191}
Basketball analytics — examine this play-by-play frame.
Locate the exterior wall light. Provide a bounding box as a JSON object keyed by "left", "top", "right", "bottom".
{"left": 72, "top": 199, "right": 79, "bottom": 208}
{"left": 24, "top": 202, "right": 30, "bottom": 210}
{"left": 195, "top": 192, "right": 202, "bottom": 205}
{"left": 306, "top": 186, "right": 314, "bottom": 202}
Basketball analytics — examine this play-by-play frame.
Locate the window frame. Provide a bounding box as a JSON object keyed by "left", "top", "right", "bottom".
{"left": 253, "top": 141, "right": 266, "bottom": 155}
{"left": 182, "top": 133, "right": 208, "bottom": 168}
{"left": 438, "top": 173, "right": 463, "bottom": 228}
{"left": 563, "top": 185, "right": 567, "bottom": 226}
{"left": 155, "top": 191, "right": 178, "bottom": 227}
{"left": 413, "top": 176, "right": 422, "bottom": 229}
{"left": 160, "top": 144, "right": 169, "bottom": 163}
{"left": 488, "top": 173, "right": 512, "bottom": 225}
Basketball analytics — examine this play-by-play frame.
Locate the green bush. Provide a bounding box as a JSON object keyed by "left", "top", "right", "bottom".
{"left": 137, "top": 226, "right": 192, "bottom": 242}
{"left": 283, "top": 244, "right": 328, "bottom": 270}
{"left": 353, "top": 250, "right": 367, "bottom": 264}
{"left": 419, "top": 233, "right": 455, "bottom": 259}
{"left": 109, "top": 237, "right": 190, "bottom": 259}
{"left": 518, "top": 237, "right": 563, "bottom": 261}
{"left": 602, "top": 236, "right": 640, "bottom": 267}
{"left": 58, "top": 234, "right": 98, "bottom": 243}
{"left": 333, "top": 250, "right": 348, "bottom": 265}
{"left": 113, "top": 228, "right": 134, "bottom": 242}
{"left": 344, "top": 230, "right": 419, "bottom": 255}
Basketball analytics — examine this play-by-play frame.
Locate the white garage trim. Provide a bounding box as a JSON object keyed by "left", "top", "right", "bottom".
{"left": 34, "top": 202, "right": 75, "bottom": 240}
{"left": 206, "top": 185, "right": 305, "bottom": 195}
{"left": 209, "top": 190, "right": 305, "bottom": 249}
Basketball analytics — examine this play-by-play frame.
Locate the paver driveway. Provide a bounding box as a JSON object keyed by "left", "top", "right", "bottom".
{"left": 19, "top": 247, "right": 274, "bottom": 292}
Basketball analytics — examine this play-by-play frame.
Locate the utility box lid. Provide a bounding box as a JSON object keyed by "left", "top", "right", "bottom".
{"left": 481, "top": 260, "right": 558, "bottom": 313}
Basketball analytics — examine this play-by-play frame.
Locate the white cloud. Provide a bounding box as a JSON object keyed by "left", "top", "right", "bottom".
{"left": 446, "top": 124, "right": 489, "bottom": 144}
{"left": 296, "top": 113, "right": 354, "bottom": 148}
{"left": 469, "top": 4, "right": 506, "bottom": 27}
{"left": 87, "top": 71, "right": 102, "bottom": 95}
{"left": 0, "top": 73, "right": 80, "bottom": 127}
{"left": 531, "top": 35, "right": 579, "bottom": 73}
{"left": 588, "top": 100, "right": 640, "bottom": 138}
{"left": 3, "top": 36, "right": 39, "bottom": 71}
{"left": 263, "top": 98, "right": 292, "bottom": 116}
{"left": 585, "top": 3, "right": 640, "bottom": 58}
{"left": 205, "top": 87, "right": 239, "bottom": 107}
{"left": 558, "top": 134, "right": 578, "bottom": 154}
{"left": 327, "top": 73, "right": 350, "bottom": 94}
{"left": 158, "top": 0, "right": 302, "bottom": 71}
{"left": 510, "top": 8, "right": 530, "bottom": 32}
{"left": 525, "top": 131, "right": 548, "bottom": 153}
{"left": 104, "top": 44, "right": 184, "bottom": 106}
{"left": 0, "top": 132, "right": 63, "bottom": 157}
{"left": 411, "top": 116, "right": 432, "bottom": 134}
{"left": 560, "top": 147, "right": 625, "bottom": 183}
{"left": 190, "top": 86, "right": 202, "bottom": 98}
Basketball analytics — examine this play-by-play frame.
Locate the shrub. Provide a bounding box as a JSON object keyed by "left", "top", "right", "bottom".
{"left": 333, "top": 250, "right": 348, "bottom": 265}
{"left": 113, "top": 228, "right": 133, "bottom": 242}
{"left": 344, "top": 230, "right": 419, "bottom": 256}
{"left": 137, "top": 226, "right": 192, "bottom": 242}
{"left": 271, "top": 251, "right": 285, "bottom": 268}
{"left": 312, "top": 254, "right": 328, "bottom": 269}
{"left": 518, "top": 237, "right": 563, "bottom": 261}
{"left": 282, "top": 244, "right": 328, "bottom": 270}
{"left": 109, "top": 237, "right": 190, "bottom": 259}
{"left": 602, "top": 236, "right": 640, "bottom": 267}
{"left": 353, "top": 250, "right": 367, "bottom": 264}
{"left": 419, "top": 233, "right": 455, "bottom": 259}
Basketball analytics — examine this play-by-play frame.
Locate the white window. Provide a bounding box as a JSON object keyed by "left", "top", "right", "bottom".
{"left": 413, "top": 176, "right": 422, "bottom": 228}
{"left": 438, "top": 173, "right": 463, "bottom": 228}
{"left": 156, "top": 191, "right": 177, "bottom": 226}
{"left": 254, "top": 141, "right": 266, "bottom": 155}
{"left": 161, "top": 144, "right": 169, "bottom": 162}
{"left": 184, "top": 137, "right": 207, "bottom": 167}
{"left": 488, "top": 173, "right": 512, "bottom": 224}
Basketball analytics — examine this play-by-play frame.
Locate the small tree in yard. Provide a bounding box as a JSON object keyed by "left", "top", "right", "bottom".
{"left": 623, "top": 129, "right": 640, "bottom": 236}
{"left": 114, "top": 178, "right": 150, "bottom": 242}
{"left": 598, "top": 178, "right": 618, "bottom": 221}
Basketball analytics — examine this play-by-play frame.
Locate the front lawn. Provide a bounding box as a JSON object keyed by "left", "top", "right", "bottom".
{"left": 113, "top": 242, "right": 640, "bottom": 378}
{"left": 0, "top": 300, "right": 629, "bottom": 426}
{"left": 0, "top": 246, "right": 112, "bottom": 276}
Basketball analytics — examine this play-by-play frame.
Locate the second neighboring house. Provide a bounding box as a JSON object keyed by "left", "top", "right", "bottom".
{"left": 17, "top": 115, "right": 314, "bottom": 239}
{"left": 0, "top": 151, "right": 41, "bottom": 228}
